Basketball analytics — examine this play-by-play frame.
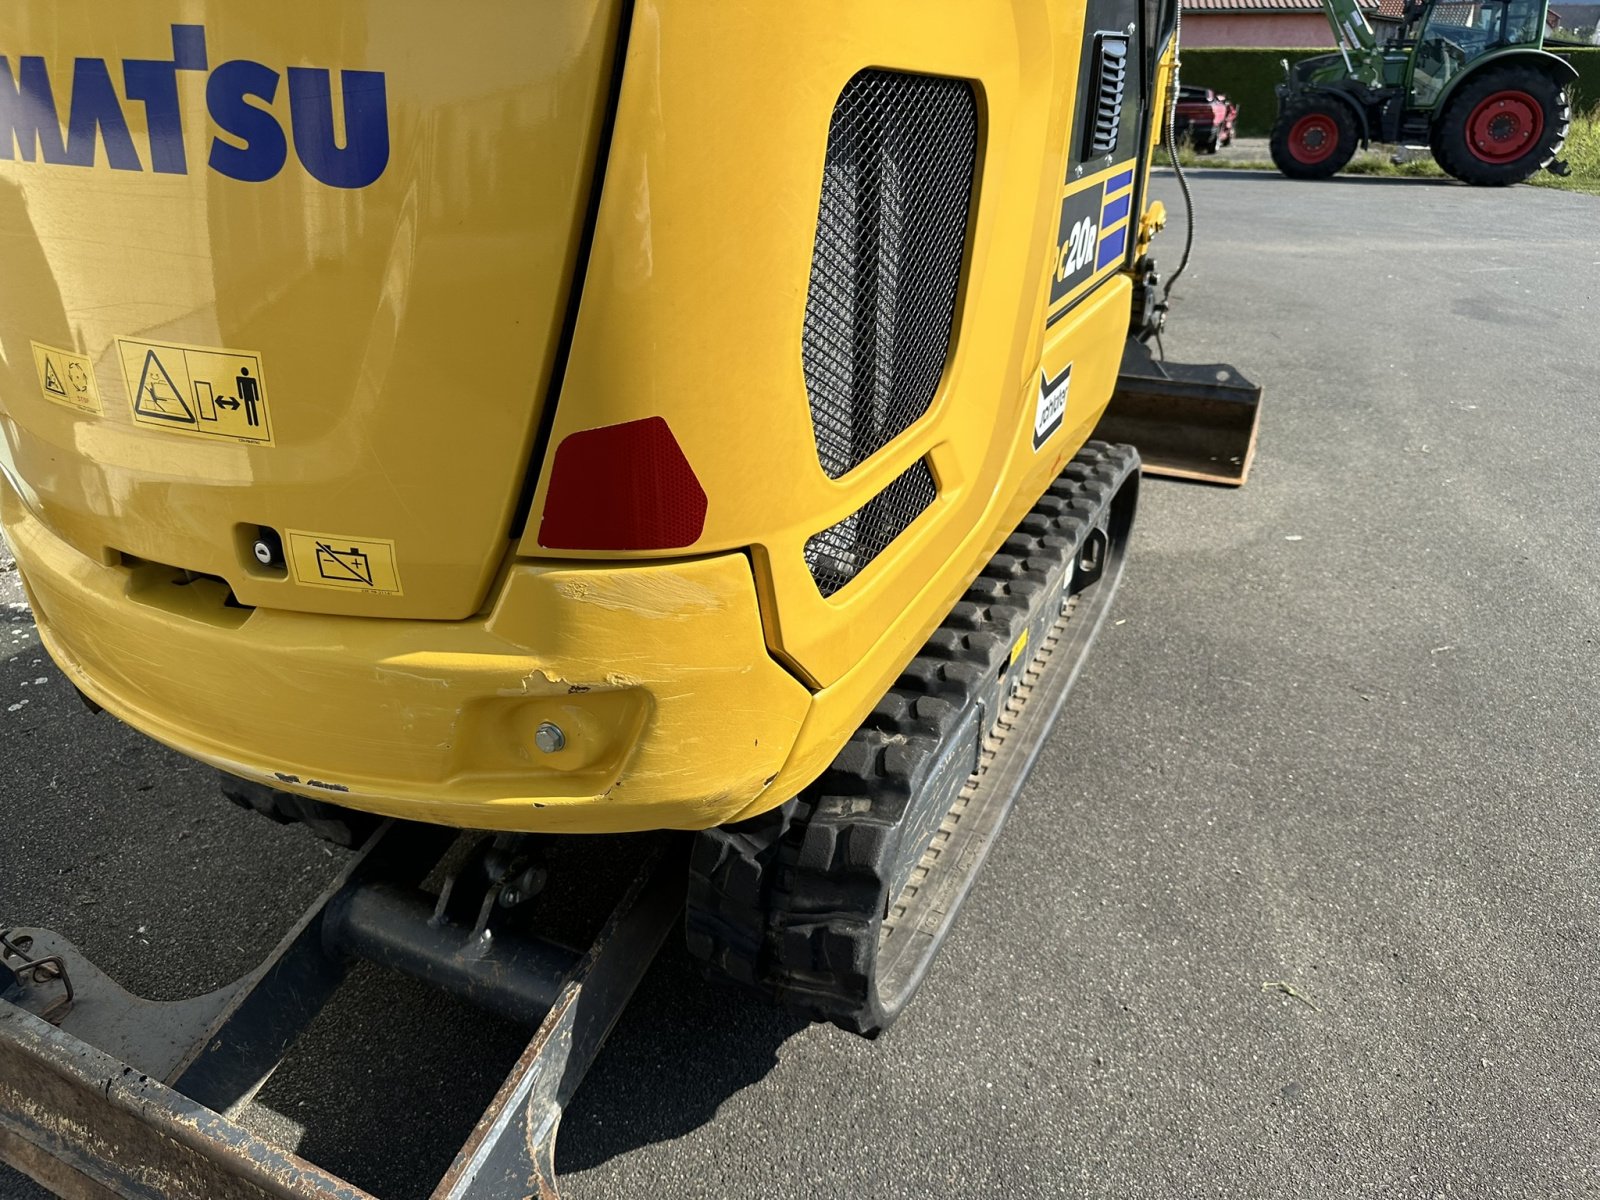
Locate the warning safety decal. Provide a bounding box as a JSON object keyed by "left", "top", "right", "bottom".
{"left": 285, "top": 531, "right": 403, "bottom": 596}
{"left": 30, "top": 341, "right": 102, "bottom": 414}
{"left": 115, "top": 337, "right": 274, "bottom": 445}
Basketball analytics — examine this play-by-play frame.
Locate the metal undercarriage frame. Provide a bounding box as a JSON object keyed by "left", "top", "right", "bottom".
{"left": 0, "top": 822, "right": 684, "bottom": 1200}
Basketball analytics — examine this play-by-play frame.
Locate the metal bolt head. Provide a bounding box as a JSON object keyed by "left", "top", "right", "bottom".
{"left": 534, "top": 722, "right": 566, "bottom": 754}
{"left": 252, "top": 539, "right": 274, "bottom": 565}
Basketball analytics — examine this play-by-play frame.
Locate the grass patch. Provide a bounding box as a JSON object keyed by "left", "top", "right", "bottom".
{"left": 1340, "top": 150, "right": 1446, "bottom": 179}
{"left": 1172, "top": 136, "right": 1275, "bottom": 171}
{"left": 1528, "top": 104, "right": 1600, "bottom": 194}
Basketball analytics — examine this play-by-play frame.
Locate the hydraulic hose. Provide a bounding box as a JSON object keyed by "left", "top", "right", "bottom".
{"left": 1161, "top": 0, "right": 1195, "bottom": 309}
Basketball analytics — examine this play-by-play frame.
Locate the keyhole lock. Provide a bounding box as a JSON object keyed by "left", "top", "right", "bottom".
{"left": 251, "top": 526, "right": 285, "bottom": 570}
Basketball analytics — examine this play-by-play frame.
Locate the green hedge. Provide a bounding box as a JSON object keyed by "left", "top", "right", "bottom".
{"left": 1180, "top": 46, "right": 1600, "bottom": 138}
{"left": 1563, "top": 46, "right": 1600, "bottom": 112}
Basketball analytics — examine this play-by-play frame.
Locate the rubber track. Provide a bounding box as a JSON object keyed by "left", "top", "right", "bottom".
{"left": 686, "top": 441, "right": 1139, "bottom": 1034}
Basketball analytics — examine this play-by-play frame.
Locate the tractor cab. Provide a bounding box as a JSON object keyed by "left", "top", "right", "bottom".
{"left": 1406, "top": 0, "right": 1551, "bottom": 105}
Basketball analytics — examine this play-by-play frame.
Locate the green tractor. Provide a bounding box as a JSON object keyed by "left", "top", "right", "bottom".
{"left": 1270, "top": 0, "right": 1576, "bottom": 184}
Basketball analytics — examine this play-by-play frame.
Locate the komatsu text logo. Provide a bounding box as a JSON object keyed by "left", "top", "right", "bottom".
{"left": 0, "top": 25, "right": 388, "bottom": 188}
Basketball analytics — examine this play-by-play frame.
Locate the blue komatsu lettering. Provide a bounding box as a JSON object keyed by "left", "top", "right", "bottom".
{"left": 0, "top": 25, "right": 389, "bottom": 187}
{"left": 287, "top": 68, "right": 389, "bottom": 189}
{"left": 207, "top": 59, "right": 286, "bottom": 183}
{"left": 0, "top": 56, "right": 68, "bottom": 162}
{"left": 64, "top": 58, "right": 141, "bottom": 170}
{"left": 122, "top": 25, "right": 208, "bottom": 175}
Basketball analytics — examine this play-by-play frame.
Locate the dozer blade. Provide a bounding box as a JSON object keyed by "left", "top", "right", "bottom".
{"left": 1092, "top": 337, "right": 1263, "bottom": 486}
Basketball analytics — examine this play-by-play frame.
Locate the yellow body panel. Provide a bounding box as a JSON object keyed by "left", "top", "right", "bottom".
{"left": 516, "top": 3, "right": 1131, "bottom": 691}
{"left": 3, "top": 477, "right": 811, "bottom": 832}
{"left": 0, "top": 1, "right": 1169, "bottom": 833}
{"left": 0, "top": 2, "right": 623, "bottom": 620}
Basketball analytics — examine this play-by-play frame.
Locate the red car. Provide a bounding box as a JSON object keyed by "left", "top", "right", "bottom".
{"left": 1174, "top": 85, "right": 1239, "bottom": 154}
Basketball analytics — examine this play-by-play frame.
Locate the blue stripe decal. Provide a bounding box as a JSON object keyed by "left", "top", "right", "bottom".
{"left": 1101, "top": 194, "right": 1130, "bottom": 226}
{"left": 1106, "top": 168, "right": 1134, "bottom": 194}
{"left": 1096, "top": 226, "right": 1127, "bottom": 270}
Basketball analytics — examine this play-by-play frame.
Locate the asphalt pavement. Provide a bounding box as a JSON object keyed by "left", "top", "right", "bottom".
{"left": 4, "top": 169, "right": 1600, "bottom": 1198}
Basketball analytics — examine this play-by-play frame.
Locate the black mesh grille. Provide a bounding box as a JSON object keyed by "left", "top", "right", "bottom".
{"left": 805, "top": 460, "right": 937, "bottom": 598}
{"left": 1086, "top": 35, "right": 1129, "bottom": 158}
{"left": 801, "top": 71, "right": 978, "bottom": 480}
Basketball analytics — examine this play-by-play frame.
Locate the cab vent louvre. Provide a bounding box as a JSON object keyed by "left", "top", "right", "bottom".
{"left": 1086, "top": 34, "right": 1129, "bottom": 158}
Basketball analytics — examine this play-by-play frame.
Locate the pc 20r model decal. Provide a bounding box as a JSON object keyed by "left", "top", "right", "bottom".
{"left": 1047, "top": 168, "right": 1137, "bottom": 319}
{"left": 1050, "top": 185, "right": 1105, "bottom": 306}
{"left": 0, "top": 24, "right": 389, "bottom": 188}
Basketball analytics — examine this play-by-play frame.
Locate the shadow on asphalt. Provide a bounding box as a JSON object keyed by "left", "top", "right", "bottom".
{"left": 236, "top": 833, "right": 807, "bottom": 1197}
{"left": 557, "top": 940, "right": 809, "bottom": 1176}
{"left": 247, "top": 942, "right": 805, "bottom": 1196}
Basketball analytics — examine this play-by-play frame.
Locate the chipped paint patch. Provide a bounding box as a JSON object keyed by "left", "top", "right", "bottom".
{"left": 496, "top": 667, "right": 570, "bottom": 699}
{"left": 268, "top": 772, "right": 349, "bottom": 794}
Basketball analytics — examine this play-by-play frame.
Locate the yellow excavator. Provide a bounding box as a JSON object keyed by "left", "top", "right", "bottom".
{"left": 0, "top": 3, "right": 1259, "bottom": 1195}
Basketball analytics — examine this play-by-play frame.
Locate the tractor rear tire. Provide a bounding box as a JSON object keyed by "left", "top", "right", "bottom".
{"left": 1270, "top": 98, "right": 1359, "bottom": 179}
{"left": 1432, "top": 65, "right": 1568, "bottom": 186}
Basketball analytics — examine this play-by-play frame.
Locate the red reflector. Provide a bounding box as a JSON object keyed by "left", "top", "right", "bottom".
{"left": 538, "top": 417, "right": 708, "bottom": 551}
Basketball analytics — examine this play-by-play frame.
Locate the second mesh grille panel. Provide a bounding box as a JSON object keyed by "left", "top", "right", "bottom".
{"left": 801, "top": 71, "right": 978, "bottom": 479}
{"left": 805, "top": 460, "right": 939, "bottom": 598}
